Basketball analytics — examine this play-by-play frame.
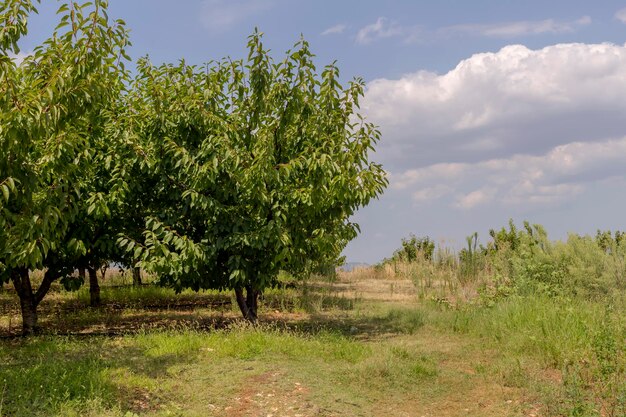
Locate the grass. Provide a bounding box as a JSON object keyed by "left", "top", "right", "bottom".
{"left": 1, "top": 263, "right": 625, "bottom": 416}
{"left": 0, "top": 325, "right": 442, "bottom": 416}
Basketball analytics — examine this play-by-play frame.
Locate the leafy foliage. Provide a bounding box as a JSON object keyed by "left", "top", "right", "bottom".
{"left": 0, "top": 0, "right": 130, "bottom": 332}
{"left": 0, "top": 0, "right": 129, "bottom": 276}
{"left": 118, "top": 32, "right": 387, "bottom": 298}
{"left": 390, "top": 234, "right": 435, "bottom": 263}
{"left": 385, "top": 220, "right": 626, "bottom": 301}
{"left": 1, "top": 2, "right": 386, "bottom": 328}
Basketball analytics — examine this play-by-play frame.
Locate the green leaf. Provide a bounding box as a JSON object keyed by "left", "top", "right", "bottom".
{"left": 1, "top": 184, "right": 8, "bottom": 202}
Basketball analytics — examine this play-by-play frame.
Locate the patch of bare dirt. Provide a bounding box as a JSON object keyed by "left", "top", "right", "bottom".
{"left": 376, "top": 383, "right": 538, "bottom": 417}
{"left": 226, "top": 371, "right": 327, "bottom": 417}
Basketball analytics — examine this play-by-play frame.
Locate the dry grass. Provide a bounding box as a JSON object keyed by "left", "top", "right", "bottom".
{"left": 323, "top": 267, "right": 417, "bottom": 302}
{"left": 1, "top": 266, "right": 623, "bottom": 416}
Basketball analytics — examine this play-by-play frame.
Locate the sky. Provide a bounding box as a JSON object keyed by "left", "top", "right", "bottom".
{"left": 16, "top": 0, "right": 626, "bottom": 264}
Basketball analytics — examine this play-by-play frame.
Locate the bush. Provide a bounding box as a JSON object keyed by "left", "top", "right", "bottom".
{"left": 387, "top": 221, "right": 626, "bottom": 303}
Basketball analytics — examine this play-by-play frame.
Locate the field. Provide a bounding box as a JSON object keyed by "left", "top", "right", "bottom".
{"left": 1, "top": 261, "right": 624, "bottom": 417}
{"left": 3, "top": 3, "right": 625, "bottom": 416}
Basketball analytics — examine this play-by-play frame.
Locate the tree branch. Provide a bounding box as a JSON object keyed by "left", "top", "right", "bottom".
{"left": 35, "top": 268, "right": 58, "bottom": 306}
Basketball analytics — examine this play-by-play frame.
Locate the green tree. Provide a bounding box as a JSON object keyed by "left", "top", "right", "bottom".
{"left": 0, "top": 0, "right": 129, "bottom": 334}
{"left": 58, "top": 96, "right": 145, "bottom": 307}
{"left": 392, "top": 234, "right": 435, "bottom": 262}
{"left": 120, "top": 32, "right": 387, "bottom": 321}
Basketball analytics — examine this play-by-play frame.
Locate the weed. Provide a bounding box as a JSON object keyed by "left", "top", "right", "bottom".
{"left": 378, "top": 308, "right": 426, "bottom": 334}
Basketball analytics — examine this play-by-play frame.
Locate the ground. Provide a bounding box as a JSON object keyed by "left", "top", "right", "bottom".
{"left": 0, "top": 270, "right": 612, "bottom": 416}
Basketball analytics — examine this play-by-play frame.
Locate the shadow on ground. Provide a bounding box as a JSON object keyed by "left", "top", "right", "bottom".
{"left": 0, "top": 332, "right": 206, "bottom": 416}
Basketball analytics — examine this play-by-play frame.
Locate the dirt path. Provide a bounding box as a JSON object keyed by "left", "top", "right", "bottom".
{"left": 226, "top": 371, "right": 326, "bottom": 417}
{"left": 221, "top": 274, "right": 544, "bottom": 417}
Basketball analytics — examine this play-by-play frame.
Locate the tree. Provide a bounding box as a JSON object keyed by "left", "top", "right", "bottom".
{"left": 58, "top": 97, "right": 142, "bottom": 307}
{"left": 120, "top": 32, "right": 387, "bottom": 321}
{"left": 392, "top": 234, "right": 435, "bottom": 262}
{"left": 0, "top": 0, "right": 129, "bottom": 334}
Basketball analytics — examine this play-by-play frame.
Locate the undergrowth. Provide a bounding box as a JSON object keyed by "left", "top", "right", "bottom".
{"left": 379, "top": 222, "right": 626, "bottom": 417}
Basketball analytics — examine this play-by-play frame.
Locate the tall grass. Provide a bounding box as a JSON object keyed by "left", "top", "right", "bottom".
{"left": 381, "top": 224, "right": 626, "bottom": 416}
{"left": 382, "top": 225, "right": 626, "bottom": 303}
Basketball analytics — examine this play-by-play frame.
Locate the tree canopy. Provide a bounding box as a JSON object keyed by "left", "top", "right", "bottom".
{"left": 118, "top": 32, "right": 387, "bottom": 320}
{"left": 0, "top": 0, "right": 130, "bottom": 333}
{"left": 1, "top": 0, "right": 386, "bottom": 332}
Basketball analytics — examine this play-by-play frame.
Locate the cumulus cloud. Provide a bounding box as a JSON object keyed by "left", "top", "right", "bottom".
{"left": 443, "top": 16, "right": 591, "bottom": 38}
{"left": 616, "top": 8, "right": 626, "bottom": 23}
{"left": 201, "top": 0, "right": 273, "bottom": 32}
{"left": 363, "top": 42, "right": 626, "bottom": 169}
{"left": 412, "top": 184, "right": 453, "bottom": 203}
{"left": 391, "top": 137, "right": 626, "bottom": 209}
{"left": 455, "top": 188, "right": 496, "bottom": 209}
{"left": 348, "top": 41, "right": 626, "bottom": 261}
{"left": 366, "top": 42, "right": 626, "bottom": 210}
{"left": 356, "top": 17, "right": 404, "bottom": 44}
{"left": 321, "top": 24, "right": 347, "bottom": 36}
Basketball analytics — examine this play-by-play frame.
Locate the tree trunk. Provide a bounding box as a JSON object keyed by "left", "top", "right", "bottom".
{"left": 132, "top": 267, "right": 142, "bottom": 286}
{"left": 235, "top": 286, "right": 259, "bottom": 322}
{"left": 19, "top": 294, "right": 38, "bottom": 336}
{"left": 87, "top": 266, "right": 101, "bottom": 307}
{"left": 246, "top": 285, "right": 258, "bottom": 319}
{"left": 13, "top": 269, "right": 38, "bottom": 336}
{"left": 78, "top": 267, "right": 86, "bottom": 284}
{"left": 10, "top": 268, "right": 56, "bottom": 335}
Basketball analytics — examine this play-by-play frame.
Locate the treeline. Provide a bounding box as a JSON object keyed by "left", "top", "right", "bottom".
{"left": 0, "top": 1, "right": 387, "bottom": 334}
{"left": 383, "top": 220, "right": 626, "bottom": 301}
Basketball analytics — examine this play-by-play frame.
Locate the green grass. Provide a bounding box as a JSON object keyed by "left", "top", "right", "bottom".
{"left": 0, "top": 325, "right": 441, "bottom": 417}
{"left": 0, "top": 337, "right": 118, "bottom": 416}
{"left": 1, "top": 265, "right": 625, "bottom": 416}
{"left": 427, "top": 296, "right": 626, "bottom": 416}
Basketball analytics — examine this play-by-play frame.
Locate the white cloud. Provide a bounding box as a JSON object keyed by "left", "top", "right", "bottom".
{"left": 412, "top": 184, "right": 453, "bottom": 203}
{"left": 455, "top": 188, "right": 496, "bottom": 209}
{"left": 321, "top": 24, "right": 347, "bottom": 36}
{"left": 443, "top": 16, "right": 591, "bottom": 38}
{"left": 363, "top": 42, "right": 626, "bottom": 170}
{"left": 616, "top": 8, "right": 626, "bottom": 23}
{"left": 390, "top": 137, "right": 626, "bottom": 209}
{"left": 201, "top": 0, "right": 273, "bottom": 32}
{"left": 348, "top": 41, "right": 626, "bottom": 261}
{"left": 356, "top": 17, "right": 404, "bottom": 44}
{"left": 392, "top": 163, "right": 465, "bottom": 190}
{"left": 354, "top": 15, "right": 589, "bottom": 46}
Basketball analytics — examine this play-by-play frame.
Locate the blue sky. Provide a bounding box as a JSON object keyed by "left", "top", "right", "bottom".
{"left": 18, "top": 1, "right": 626, "bottom": 263}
